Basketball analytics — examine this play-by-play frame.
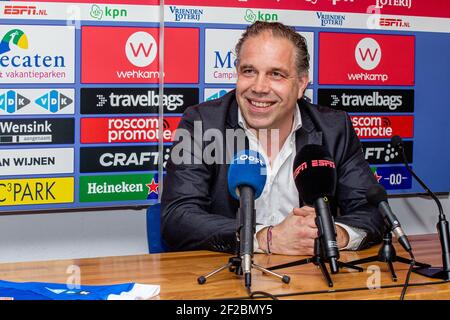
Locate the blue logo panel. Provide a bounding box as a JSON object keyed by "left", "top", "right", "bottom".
{"left": 372, "top": 166, "right": 412, "bottom": 190}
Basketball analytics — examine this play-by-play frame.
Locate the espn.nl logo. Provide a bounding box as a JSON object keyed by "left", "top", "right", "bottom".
{"left": 4, "top": 6, "right": 47, "bottom": 16}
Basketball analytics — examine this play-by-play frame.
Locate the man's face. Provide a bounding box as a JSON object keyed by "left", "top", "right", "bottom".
{"left": 236, "top": 32, "right": 309, "bottom": 131}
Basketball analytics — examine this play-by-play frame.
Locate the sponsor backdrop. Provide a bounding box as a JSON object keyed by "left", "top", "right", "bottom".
{"left": 0, "top": 0, "right": 449, "bottom": 212}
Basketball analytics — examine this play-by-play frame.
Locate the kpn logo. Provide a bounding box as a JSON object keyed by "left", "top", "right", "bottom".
{"left": 0, "top": 29, "right": 28, "bottom": 55}
{"left": 35, "top": 90, "right": 73, "bottom": 113}
{"left": 0, "top": 90, "right": 30, "bottom": 113}
{"left": 244, "top": 9, "right": 278, "bottom": 23}
{"left": 90, "top": 4, "right": 127, "bottom": 20}
{"left": 125, "top": 32, "right": 157, "bottom": 67}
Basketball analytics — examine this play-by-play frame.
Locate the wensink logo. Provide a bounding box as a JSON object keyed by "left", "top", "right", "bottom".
{"left": 125, "top": 32, "right": 157, "bottom": 68}
{"left": 244, "top": 9, "right": 278, "bottom": 23}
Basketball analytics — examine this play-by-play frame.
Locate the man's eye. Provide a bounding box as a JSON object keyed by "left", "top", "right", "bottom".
{"left": 271, "top": 72, "right": 283, "bottom": 78}
{"left": 242, "top": 69, "right": 255, "bottom": 74}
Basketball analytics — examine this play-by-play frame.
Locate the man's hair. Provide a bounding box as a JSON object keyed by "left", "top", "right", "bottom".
{"left": 235, "top": 21, "right": 310, "bottom": 77}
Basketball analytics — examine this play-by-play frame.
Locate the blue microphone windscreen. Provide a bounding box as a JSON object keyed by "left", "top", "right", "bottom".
{"left": 227, "top": 150, "right": 267, "bottom": 200}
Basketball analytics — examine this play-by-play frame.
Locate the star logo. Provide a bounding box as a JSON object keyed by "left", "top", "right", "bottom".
{"left": 146, "top": 178, "right": 159, "bottom": 195}
{"left": 373, "top": 171, "right": 382, "bottom": 182}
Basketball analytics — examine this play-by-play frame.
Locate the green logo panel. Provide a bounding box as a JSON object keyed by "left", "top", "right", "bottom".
{"left": 79, "top": 173, "right": 158, "bottom": 202}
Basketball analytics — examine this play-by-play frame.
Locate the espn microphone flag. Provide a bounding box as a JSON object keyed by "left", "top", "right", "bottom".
{"left": 227, "top": 150, "right": 267, "bottom": 200}
{"left": 293, "top": 144, "right": 337, "bottom": 205}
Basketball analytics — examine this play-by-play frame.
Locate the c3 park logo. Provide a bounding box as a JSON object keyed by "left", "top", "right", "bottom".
{"left": 362, "top": 141, "right": 413, "bottom": 164}
{"left": 80, "top": 88, "right": 198, "bottom": 115}
{"left": 0, "top": 148, "right": 74, "bottom": 175}
{"left": 80, "top": 146, "right": 171, "bottom": 173}
{"left": 0, "top": 177, "right": 74, "bottom": 206}
{"left": 0, "top": 25, "right": 74, "bottom": 84}
{"left": 80, "top": 117, "right": 180, "bottom": 143}
{"left": 0, "top": 89, "right": 74, "bottom": 114}
{"left": 318, "top": 89, "right": 414, "bottom": 113}
{"left": 79, "top": 173, "right": 158, "bottom": 202}
{"left": 0, "top": 118, "right": 74, "bottom": 145}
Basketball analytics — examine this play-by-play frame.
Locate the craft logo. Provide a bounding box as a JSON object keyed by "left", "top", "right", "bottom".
{"left": 0, "top": 118, "right": 74, "bottom": 145}
{"left": 90, "top": 5, "right": 127, "bottom": 20}
{"left": 169, "top": 6, "right": 203, "bottom": 22}
{"left": 125, "top": 32, "right": 157, "bottom": 67}
{"left": 350, "top": 116, "right": 414, "bottom": 139}
{"left": 3, "top": 5, "right": 48, "bottom": 16}
{"left": 79, "top": 174, "right": 159, "bottom": 202}
{"left": 0, "top": 89, "right": 74, "bottom": 115}
{"left": 379, "top": 17, "right": 411, "bottom": 28}
{"left": 362, "top": 141, "right": 413, "bottom": 164}
{"left": 372, "top": 166, "right": 412, "bottom": 190}
{"left": 244, "top": 9, "right": 278, "bottom": 23}
{"left": 319, "top": 33, "right": 414, "bottom": 85}
{"left": 0, "top": 177, "right": 74, "bottom": 206}
{"left": 81, "top": 27, "right": 198, "bottom": 84}
{"left": 81, "top": 88, "right": 198, "bottom": 115}
{"left": 318, "top": 89, "right": 414, "bottom": 112}
{"left": 80, "top": 117, "right": 180, "bottom": 143}
{"left": 80, "top": 146, "right": 171, "bottom": 173}
{"left": 375, "top": 0, "right": 412, "bottom": 9}
{"left": 316, "top": 12, "right": 346, "bottom": 27}
{"left": 0, "top": 148, "right": 74, "bottom": 176}
{"left": 0, "top": 26, "right": 75, "bottom": 84}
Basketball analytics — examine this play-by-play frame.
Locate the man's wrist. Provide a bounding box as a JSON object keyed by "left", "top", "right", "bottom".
{"left": 335, "top": 224, "right": 350, "bottom": 249}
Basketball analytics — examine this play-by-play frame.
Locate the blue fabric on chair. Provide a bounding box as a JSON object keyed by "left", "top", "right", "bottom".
{"left": 146, "top": 203, "right": 167, "bottom": 253}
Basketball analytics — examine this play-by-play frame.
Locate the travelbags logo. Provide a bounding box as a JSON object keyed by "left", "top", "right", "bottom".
{"left": 81, "top": 26, "right": 198, "bottom": 84}
{"left": 0, "top": 25, "right": 74, "bottom": 84}
{"left": 319, "top": 33, "right": 414, "bottom": 85}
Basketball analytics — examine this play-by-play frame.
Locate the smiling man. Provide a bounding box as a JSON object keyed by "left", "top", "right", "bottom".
{"left": 161, "top": 21, "right": 383, "bottom": 255}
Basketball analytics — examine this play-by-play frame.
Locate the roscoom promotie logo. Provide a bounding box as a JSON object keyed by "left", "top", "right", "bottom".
{"left": 319, "top": 33, "right": 414, "bottom": 85}
{"left": 81, "top": 26, "right": 198, "bottom": 84}
{"left": 350, "top": 115, "right": 414, "bottom": 139}
{"left": 0, "top": 25, "right": 74, "bottom": 84}
{"left": 80, "top": 117, "right": 180, "bottom": 144}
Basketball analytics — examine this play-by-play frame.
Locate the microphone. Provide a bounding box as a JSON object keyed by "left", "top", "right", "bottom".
{"left": 228, "top": 150, "right": 267, "bottom": 288}
{"left": 293, "top": 144, "right": 339, "bottom": 273}
{"left": 391, "top": 135, "right": 450, "bottom": 280}
{"left": 366, "top": 184, "right": 412, "bottom": 252}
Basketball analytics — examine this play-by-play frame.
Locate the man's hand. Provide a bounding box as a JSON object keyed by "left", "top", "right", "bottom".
{"left": 256, "top": 206, "right": 350, "bottom": 255}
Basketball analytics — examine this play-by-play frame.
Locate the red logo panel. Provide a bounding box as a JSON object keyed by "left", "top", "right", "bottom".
{"left": 81, "top": 117, "right": 181, "bottom": 143}
{"left": 351, "top": 115, "right": 414, "bottom": 139}
{"left": 319, "top": 33, "right": 414, "bottom": 85}
{"left": 82, "top": 27, "right": 199, "bottom": 83}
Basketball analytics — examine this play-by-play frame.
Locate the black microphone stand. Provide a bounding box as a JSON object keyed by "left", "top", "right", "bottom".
{"left": 394, "top": 139, "right": 450, "bottom": 281}
{"left": 346, "top": 226, "right": 430, "bottom": 281}
{"left": 267, "top": 233, "right": 363, "bottom": 287}
{"left": 197, "top": 200, "right": 290, "bottom": 286}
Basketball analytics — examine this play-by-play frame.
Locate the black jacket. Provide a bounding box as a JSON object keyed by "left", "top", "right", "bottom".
{"left": 161, "top": 90, "right": 383, "bottom": 252}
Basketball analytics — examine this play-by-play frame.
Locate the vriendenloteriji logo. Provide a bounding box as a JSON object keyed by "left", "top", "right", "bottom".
{"left": 355, "top": 37, "right": 381, "bottom": 71}
{"left": 319, "top": 33, "right": 414, "bottom": 85}
{"left": 0, "top": 29, "right": 28, "bottom": 55}
{"left": 125, "top": 32, "right": 157, "bottom": 67}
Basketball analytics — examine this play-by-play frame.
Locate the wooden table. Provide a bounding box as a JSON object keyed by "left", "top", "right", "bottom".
{"left": 0, "top": 234, "right": 448, "bottom": 300}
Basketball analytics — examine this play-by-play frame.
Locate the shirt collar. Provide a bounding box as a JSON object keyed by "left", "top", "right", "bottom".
{"left": 238, "top": 103, "right": 303, "bottom": 133}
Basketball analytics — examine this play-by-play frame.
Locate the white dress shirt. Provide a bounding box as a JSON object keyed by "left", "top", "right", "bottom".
{"left": 237, "top": 105, "right": 366, "bottom": 252}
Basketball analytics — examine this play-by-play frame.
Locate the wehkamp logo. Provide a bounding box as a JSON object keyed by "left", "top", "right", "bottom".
{"left": 125, "top": 32, "right": 157, "bottom": 68}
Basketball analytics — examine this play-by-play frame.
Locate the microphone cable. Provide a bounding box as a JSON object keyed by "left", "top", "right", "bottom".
{"left": 246, "top": 287, "right": 278, "bottom": 300}
{"left": 400, "top": 250, "right": 416, "bottom": 300}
